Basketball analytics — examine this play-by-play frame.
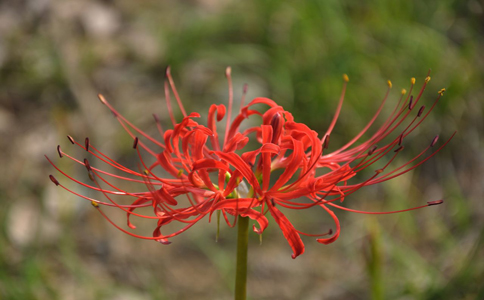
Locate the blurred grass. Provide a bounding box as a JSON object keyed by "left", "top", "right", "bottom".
{"left": 0, "top": 0, "right": 483, "bottom": 299}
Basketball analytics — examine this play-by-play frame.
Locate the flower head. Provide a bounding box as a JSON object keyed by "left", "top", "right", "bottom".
{"left": 47, "top": 67, "right": 454, "bottom": 258}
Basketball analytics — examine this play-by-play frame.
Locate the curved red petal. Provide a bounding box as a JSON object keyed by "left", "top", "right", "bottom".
{"left": 316, "top": 204, "right": 341, "bottom": 245}
{"left": 269, "top": 206, "right": 305, "bottom": 259}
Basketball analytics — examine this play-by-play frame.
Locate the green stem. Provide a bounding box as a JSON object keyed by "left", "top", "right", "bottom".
{"left": 235, "top": 216, "right": 249, "bottom": 300}
{"left": 367, "top": 220, "right": 383, "bottom": 300}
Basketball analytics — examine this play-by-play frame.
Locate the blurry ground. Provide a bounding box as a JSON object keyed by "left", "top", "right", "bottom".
{"left": 1, "top": 0, "right": 483, "bottom": 299}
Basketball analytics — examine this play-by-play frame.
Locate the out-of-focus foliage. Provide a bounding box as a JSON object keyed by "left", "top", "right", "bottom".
{"left": 0, "top": 0, "right": 482, "bottom": 299}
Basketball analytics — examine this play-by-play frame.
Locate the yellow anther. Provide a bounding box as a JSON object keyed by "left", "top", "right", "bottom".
{"left": 91, "top": 201, "right": 99, "bottom": 208}
{"left": 97, "top": 94, "right": 107, "bottom": 104}
{"left": 425, "top": 76, "right": 431, "bottom": 83}
{"left": 387, "top": 80, "right": 392, "bottom": 88}
{"left": 225, "top": 172, "right": 231, "bottom": 183}
{"left": 144, "top": 169, "right": 149, "bottom": 175}
{"left": 438, "top": 88, "right": 446, "bottom": 96}
{"left": 411, "top": 77, "right": 416, "bottom": 85}
{"left": 343, "top": 74, "right": 349, "bottom": 82}
{"left": 401, "top": 88, "right": 407, "bottom": 95}
{"left": 177, "top": 169, "right": 184, "bottom": 178}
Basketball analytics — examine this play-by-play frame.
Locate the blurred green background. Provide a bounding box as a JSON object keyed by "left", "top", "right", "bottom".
{"left": 1, "top": 0, "right": 483, "bottom": 299}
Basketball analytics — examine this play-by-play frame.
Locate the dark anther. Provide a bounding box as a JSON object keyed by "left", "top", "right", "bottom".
{"left": 394, "top": 146, "right": 404, "bottom": 153}
{"left": 368, "top": 145, "right": 378, "bottom": 156}
{"left": 408, "top": 95, "right": 414, "bottom": 110}
{"left": 49, "top": 175, "right": 59, "bottom": 186}
{"left": 427, "top": 200, "right": 443, "bottom": 206}
{"left": 84, "top": 158, "right": 95, "bottom": 181}
{"left": 57, "top": 145, "right": 63, "bottom": 158}
{"left": 430, "top": 135, "right": 439, "bottom": 147}
{"left": 417, "top": 105, "right": 425, "bottom": 117}
{"left": 84, "top": 158, "right": 91, "bottom": 172}
{"left": 327, "top": 228, "right": 333, "bottom": 235}
{"left": 67, "top": 135, "right": 75, "bottom": 144}
{"left": 153, "top": 113, "right": 160, "bottom": 122}
{"left": 375, "top": 169, "right": 383, "bottom": 174}
{"left": 85, "top": 137, "right": 90, "bottom": 152}
{"left": 133, "top": 137, "right": 139, "bottom": 149}
{"left": 398, "top": 134, "right": 404, "bottom": 146}
{"left": 271, "top": 198, "right": 276, "bottom": 206}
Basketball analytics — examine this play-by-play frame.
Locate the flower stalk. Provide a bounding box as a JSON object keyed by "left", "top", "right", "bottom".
{"left": 235, "top": 216, "right": 249, "bottom": 300}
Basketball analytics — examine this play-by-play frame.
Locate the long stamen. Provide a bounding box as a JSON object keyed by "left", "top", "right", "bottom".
{"left": 323, "top": 74, "right": 348, "bottom": 139}
{"left": 326, "top": 199, "right": 444, "bottom": 214}
{"left": 224, "top": 66, "right": 234, "bottom": 148}
{"left": 166, "top": 66, "right": 187, "bottom": 117}
{"left": 153, "top": 113, "right": 165, "bottom": 137}
{"left": 164, "top": 81, "right": 177, "bottom": 126}
{"left": 98, "top": 94, "right": 165, "bottom": 151}
{"left": 240, "top": 83, "right": 248, "bottom": 111}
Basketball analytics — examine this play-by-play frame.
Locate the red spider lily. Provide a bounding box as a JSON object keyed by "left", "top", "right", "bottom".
{"left": 47, "top": 67, "right": 454, "bottom": 258}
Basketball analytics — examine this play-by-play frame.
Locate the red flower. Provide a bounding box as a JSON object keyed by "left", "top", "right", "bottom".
{"left": 47, "top": 68, "right": 454, "bottom": 258}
